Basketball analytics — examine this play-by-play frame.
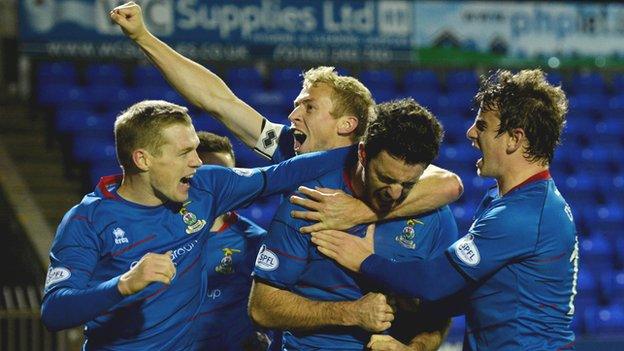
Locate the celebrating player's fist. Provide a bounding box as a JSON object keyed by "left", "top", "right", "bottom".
{"left": 352, "top": 292, "right": 394, "bottom": 333}
{"left": 109, "top": 1, "right": 148, "bottom": 41}
{"left": 367, "top": 334, "right": 409, "bottom": 351}
{"left": 117, "top": 251, "right": 176, "bottom": 296}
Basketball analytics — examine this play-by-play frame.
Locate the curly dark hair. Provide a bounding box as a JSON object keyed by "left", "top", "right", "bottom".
{"left": 475, "top": 69, "right": 568, "bottom": 165}
{"left": 364, "top": 98, "right": 443, "bottom": 166}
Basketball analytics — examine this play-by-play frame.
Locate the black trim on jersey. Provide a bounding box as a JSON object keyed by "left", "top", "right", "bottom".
{"left": 253, "top": 118, "right": 273, "bottom": 159}
{"left": 445, "top": 250, "right": 476, "bottom": 282}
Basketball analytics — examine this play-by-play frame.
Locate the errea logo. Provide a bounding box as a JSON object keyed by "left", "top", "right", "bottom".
{"left": 113, "top": 228, "right": 129, "bottom": 245}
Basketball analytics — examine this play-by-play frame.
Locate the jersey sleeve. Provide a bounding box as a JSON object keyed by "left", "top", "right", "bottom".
{"left": 253, "top": 120, "right": 295, "bottom": 163}
{"left": 252, "top": 201, "right": 310, "bottom": 289}
{"left": 44, "top": 210, "right": 101, "bottom": 294}
{"left": 428, "top": 206, "right": 459, "bottom": 258}
{"left": 446, "top": 202, "right": 538, "bottom": 281}
{"left": 195, "top": 145, "right": 355, "bottom": 216}
{"left": 41, "top": 207, "right": 125, "bottom": 331}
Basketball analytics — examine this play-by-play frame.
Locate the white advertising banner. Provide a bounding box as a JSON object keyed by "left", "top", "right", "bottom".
{"left": 414, "top": 1, "right": 624, "bottom": 57}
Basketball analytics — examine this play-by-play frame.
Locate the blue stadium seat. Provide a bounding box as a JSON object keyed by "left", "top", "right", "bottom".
{"left": 246, "top": 90, "right": 289, "bottom": 117}
{"left": 584, "top": 304, "right": 624, "bottom": 334}
{"left": 84, "top": 84, "right": 129, "bottom": 107}
{"left": 404, "top": 90, "right": 438, "bottom": 112}
{"left": 71, "top": 135, "right": 117, "bottom": 164}
{"left": 437, "top": 113, "right": 470, "bottom": 143}
{"left": 403, "top": 69, "right": 440, "bottom": 93}
{"left": 436, "top": 92, "right": 475, "bottom": 119}
{"left": 594, "top": 117, "right": 624, "bottom": 145}
{"left": 592, "top": 203, "right": 624, "bottom": 234}
{"left": 37, "top": 61, "right": 78, "bottom": 85}
{"left": 570, "top": 72, "right": 606, "bottom": 94}
{"left": 615, "top": 237, "right": 624, "bottom": 268}
{"left": 612, "top": 74, "right": 624, "bottom": 94}
{"left": 38, "top": 84, "right": 87, "bottom": 108}
{"left": 55, "top": 108, "right": 113, "bottom": 135}
{"left": 270, "top": 68, "right": 302, "bottom": 91}
{"left": 85, "top": 63, "right": 124, "bottom": 86}
{"left": 546, "top": 71, "right": 563, "bottom": 87}
{"left": 576, "top": 268, "right": 599, "bottom": 306}
{"left": 359, "top": 69, "right": 396, "bottom": 91}
{"left": 445, "top": 70, "right": 479, "bottom": 93}
{"left": 607, "top": 94, "right": 624, "bottom": 114}
{"left": 601, "top": 271, "right": 624, "bottom": 305}
{"left": 568, "top": 93, "right": 608, "bottom": 117}
{"left": 560, "top": 174, "right": 599, "bottom": 214}
{"left": 359, "top": 69, "right": 399, "bottom": 102}
{"left": 580, "top": 235, "right": 614, "bottom": 273}
{"left": 562, "top": 110, "right": 595, "bottom": 142}
{"left": 133, "top": 65, "right": 168, "bottom": 87}
{"left": 226, "top": 67, "right": 263, "bottom": 90}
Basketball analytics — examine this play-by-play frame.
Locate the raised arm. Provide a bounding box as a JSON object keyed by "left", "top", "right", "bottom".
{"left": 248, "top": 280, "right": 393, "bottom": 332}
{"left": 291, "top": 165, "right": 463, "bottom": 233}
{"left": 110, "top": 2, "right": 263, "bottom": 147}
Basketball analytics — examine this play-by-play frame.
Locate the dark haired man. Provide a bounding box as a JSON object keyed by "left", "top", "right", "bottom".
{"left": 249, "top": 98, "right": 458, "bottom": 350}
{"left": 40, "top": 100, "right": 358, "bottom": 350}
{"left": 312, "top": 69, "right": 577, "bottom": 350}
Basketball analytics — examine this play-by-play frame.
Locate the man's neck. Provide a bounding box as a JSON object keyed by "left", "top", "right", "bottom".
{"left": 117, "top": 174, "right": 163, "bottom": 206}
{"left": 496, "top": 161, "right": 549, "bottom": 196}
{"left": 349, "top": 161, "right": 365, "bottom": 199}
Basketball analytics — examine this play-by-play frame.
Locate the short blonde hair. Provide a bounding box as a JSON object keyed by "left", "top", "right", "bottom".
{"left": 302, "top": 66, "right": 376, "bottom": 140}
{"left": 114, "top": 100, "right": 192, "bottom": 171}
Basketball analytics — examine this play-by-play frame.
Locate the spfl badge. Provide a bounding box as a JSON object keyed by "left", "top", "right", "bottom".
{"left": 215, "top": 248, "right": 241, "bottom": 274}
{"left": 395, "top": 218, "right": 423, "bottom": 249}
{"left": 179, "top": 202, "right": 206, "bottom": 234}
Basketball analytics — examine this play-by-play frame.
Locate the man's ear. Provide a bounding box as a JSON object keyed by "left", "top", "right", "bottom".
{"left": 506, "top": 128, "right": 526, "bottom": 154}
{"left": 337, "top": 115, "right": 358, "bottom": 136}
{"left": 357, "top": 142, "right": 367, "bottom": 167}
{"left": 132, "top": 149, "right": 151, "bottom": 171}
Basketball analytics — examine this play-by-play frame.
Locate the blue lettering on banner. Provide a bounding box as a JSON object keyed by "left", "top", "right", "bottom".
{"left": 19, "top": 0, "right": 413, "bottom": 61}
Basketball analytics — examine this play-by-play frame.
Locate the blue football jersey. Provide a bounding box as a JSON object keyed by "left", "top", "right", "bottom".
{"left": 253, "top": 168, "right": 458, "bottom": 350}
{"left": 446, "top": 171, "right": 577, "bottom": 350}
{"left": 193, "top": 212, "right": 266, "bottom": 351}
{"left": 43, "top": 146, "right": 354, "bottom": 351}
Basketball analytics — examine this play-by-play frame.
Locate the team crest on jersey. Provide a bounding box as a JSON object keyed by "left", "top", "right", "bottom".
{"left": 215, "top": 248, "right": 241, "bottom": 274}
{"left": 179, "top": 201, "right": 206, "bottom": 234}
{"left": 113, "top": 227, "right": 129, "bottom": 244}
{"left": 395, "top": 218, "right": 423, "bottom": 249}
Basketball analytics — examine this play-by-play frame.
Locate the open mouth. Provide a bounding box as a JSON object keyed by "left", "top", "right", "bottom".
{"left": 180, "top": 174, "right": 194, "bottom": 186}
{"left": 293, "top": 129, "right": 307, "bottom": 151}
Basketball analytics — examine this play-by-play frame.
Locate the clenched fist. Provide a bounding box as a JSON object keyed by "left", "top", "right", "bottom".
{"left": 109, "top": 1, "right": 149, "bottom": 42}
{"left": 350, "top": 292, "right": 395, "bottom": 333}
{"left": 117, "top": 251, "right": 176, "bottom": 296}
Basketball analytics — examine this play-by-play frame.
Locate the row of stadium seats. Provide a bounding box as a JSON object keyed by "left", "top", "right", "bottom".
{"left": 37, "top": 62, "right": 623, "bottom": 336}
{"left": 37, "top": 62, "right": 624, "bottom": 95}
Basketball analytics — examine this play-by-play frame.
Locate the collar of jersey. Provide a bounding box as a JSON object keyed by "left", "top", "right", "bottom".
{"left": 96, "top": 174, "right": 170, "bottom": 210}
{"left": 503, "top": 170, "right": 551, "bottom": 197}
